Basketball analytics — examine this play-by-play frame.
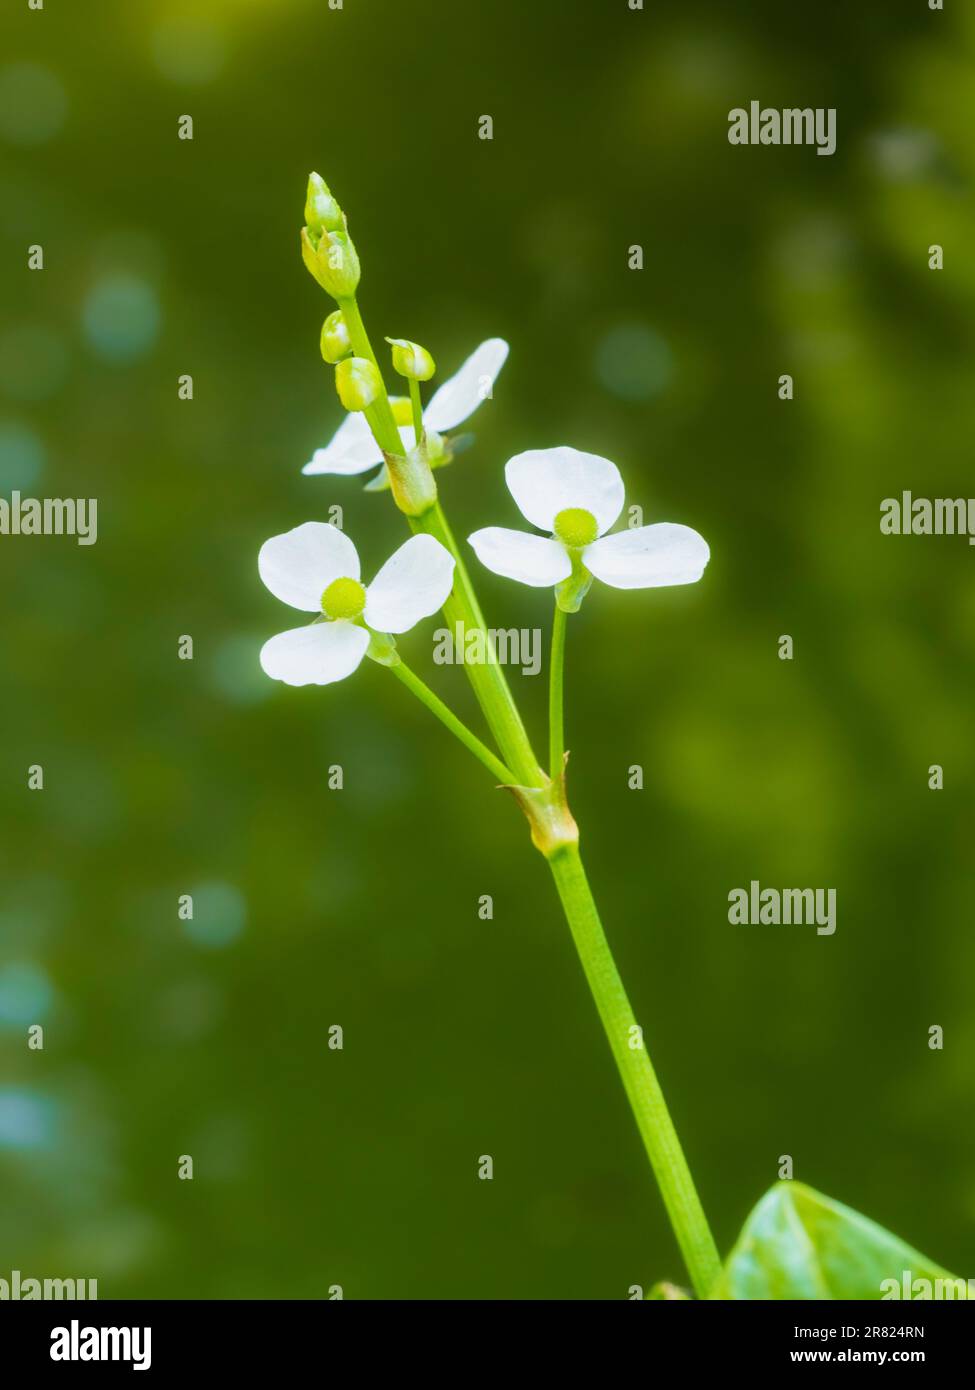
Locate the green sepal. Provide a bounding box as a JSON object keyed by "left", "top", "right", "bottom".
{"left": 301, "top": 225, "right": 360, "bottom": 299}
{"left": 365, "top": 629, "right": 398, "bottom": 667}
{"left": 363, "top": 465, "right": 392, "bottom": 493}
{"left": 383, "top": 444, "right": 438, "bottom": 516}
{"left": 360, "top": 438, "right": 439, "bottom": 516}
{"left": 363, "top": 435, "right": 456, "bottom": 494}
{"left": 555, "top": 558, "right": 592, "bottom": 614}
{"left": 446, "top": 431, "right": 475, "bottom": 459}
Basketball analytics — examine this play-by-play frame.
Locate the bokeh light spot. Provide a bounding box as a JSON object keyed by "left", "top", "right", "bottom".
{"left": 594, "top": 323, "right": 674, "bottom": 402}
{"left": 0, "top": 1088, "right": 57, "bottom": 1151}
{"left": 0, "top": 420, "right": 45, "bottom": 490}
{"left": 82, "top": 273, "right": 160, "bottom": 363}
{"left": 0, "top": 64, "right": 67, "bottom": 146}
{"left": 207, "top": 633, "right": 272, "bottom": 705}
{"left": 867, "top": 127, "right": 939, "bottom": 181}
{"left": 152, "top": 18, "right": 227, "bottom": 85}
{"left": 182, "top": 881, "right": 247, "bottom": 950}
{"left": 0, "top": 962, "right": 55, "bottom": 1028}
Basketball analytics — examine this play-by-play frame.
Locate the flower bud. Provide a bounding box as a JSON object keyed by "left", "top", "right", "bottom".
{"left": 388, "top": 395, "right": 414, "bottom": 427}
{"left": 304, "top": 172, "right": 344, "bottom": 237}
{"left": 301, "top": 226, "right": 361, "bottom": 300}
{"left": 335, "top": 356, "right": 382, "bottom": 412}
{"left": 386, "top": 337, "right": 436, "bottom": 382}
{"left": 320, "top": 310, "right": 351, "bottom": 364}
{"left": 301, "top": 227, "right": 327, "bottom": 287}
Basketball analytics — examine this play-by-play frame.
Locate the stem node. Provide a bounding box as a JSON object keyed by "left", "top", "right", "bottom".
{"left": 506, "top": 769, "right": 579, "bottom": 858}
{"left": 382, "top": 447, "right": 437, "bottom": 517}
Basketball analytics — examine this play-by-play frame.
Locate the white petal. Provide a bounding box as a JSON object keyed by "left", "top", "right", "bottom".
{"left": 467, "top": 527, "right": 572, "bottom": 587}
{"left": 302, "top": 413, "right": 383, "bottom": 476}
{"left": 303, "top": 420, "right": 418, "bottom": 475}
{"left": 423, "top": 338, "right": 509, "bottom": 433}
{"left": 260, "top": 622, "right": 369, "bottom": 686}
{"left": 363, "top": 534, "right": 455, "bottom": 634}
{"left": 505, "top": 447, "right": 625, "bottom": 535}
{"left": 258, "top": 522, "right": 360, "bottom": 611}
{"left": 584, "top": 524, "right": 710, "bottom": 589}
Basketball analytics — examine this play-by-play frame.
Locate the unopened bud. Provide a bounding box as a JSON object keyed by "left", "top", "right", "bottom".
{"left": 301, "top": 226, "right": 361, "bottom": 300}
{"left": 304, "top": 172, "right": 344, "bottom": 237}
{"left": 335, "top": 356, "right": 382, "bottom": 412}
{"left": 386, "top": 337, "right": 436, "bottom": 382}
{"left": 388, "top": 396, "right": 414, "bottom": 427}
{"left": 320, "top": 310, "right": 351, "bottom": 364}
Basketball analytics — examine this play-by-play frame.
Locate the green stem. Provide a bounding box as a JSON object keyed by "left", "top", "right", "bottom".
{"left": 411, "top": 502, "right": 542, "bottom": 788}
{"left": 340, "top": 295, "right": 542, "bottom": 786}
{"left": 547, "top": 844, "right": 721, "bottom": 1298}
{"left": 385, "top": 658, "right": 516, "bottom": 786}
{"left": 339, "top": 295, "right": 401, "bottom": 455}
{"left": 409, "top": 377, "right": 425, "bottom": 446}
{"left": 322, "top": 252, "right": 715, "bottom": 1296}
{"left": 549, "top": 603, "right": 567, "bottom": 780}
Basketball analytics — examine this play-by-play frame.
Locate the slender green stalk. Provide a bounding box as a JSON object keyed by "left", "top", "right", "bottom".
{"left": 386, "top": 658, "right": 516, "bottom": 785}
{"left": 549, "top": 603, "right": 568, "bottom": 780}
{"left": 409, "top": 377, "right": 425, "bottom": 445}
{"left": 339, "top": 295, "right": 402, "bottom": 454}
{"left": 340, "top": 294, "right": 543, "bottom": 788}
{"left": 547, "top": 844, "right": 721, "bottom": 1297}
{"left": 333, "top": 281, "right": 716, "bottom": 1292}
{"left": 411, "top": 502, "right": 542, "bottom": 787}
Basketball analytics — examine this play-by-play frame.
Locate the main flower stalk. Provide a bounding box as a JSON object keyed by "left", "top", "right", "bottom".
{"left": 538, "top": 602, "right": 720, "bottom": 1295}
{"left": 299, "top": 185, "right": 718, "bottom": 1293}
{"left": 547, "top": 843, "right": 720, "bottom": 1295}
{"left": 339, "top": 291, "right": 542, "bottom": 788}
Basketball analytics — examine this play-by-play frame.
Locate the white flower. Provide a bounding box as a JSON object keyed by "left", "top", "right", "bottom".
{"left": 467, "top": 447, "right": 710, "bottom": 592}
{"left": 302, "top": 338, "right": 509, "bottom": 477}
{"left": 258, "top": 522, "right": 455, "bottom": 686}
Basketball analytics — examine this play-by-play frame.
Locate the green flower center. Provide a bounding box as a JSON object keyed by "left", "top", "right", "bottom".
{"left": 321, "top": 576, "right": 366, "bottom": 621}
{"left": 553, "top": 507, "right": 599, "bottom": 549}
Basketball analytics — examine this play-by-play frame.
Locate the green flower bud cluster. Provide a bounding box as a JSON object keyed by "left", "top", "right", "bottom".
{"left": 301, "top": 173, "right": 361, "bottom": 299}
{"left": 300, "top": 172, "right": 442, "bottom": 519}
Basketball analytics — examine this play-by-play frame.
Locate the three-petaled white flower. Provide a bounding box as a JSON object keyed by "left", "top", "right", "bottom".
{"left": 258, "top": 523, "right": 455, "bottom": 686}
{"left": 467, "top": 447, "right": 710, "bottom": 595}
{"left": 302, "top": 339, "right": 509, "bottom": 477}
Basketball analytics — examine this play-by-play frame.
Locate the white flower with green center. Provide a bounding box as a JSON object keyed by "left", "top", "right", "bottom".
{"left": 467, "top": 447, "right": 710, "bottom": 602}
{"left": 258, "top": 522, "right": 455, "bottom": 686}
{"left": 302, "top": 338, "right": 509, "bottom": 477}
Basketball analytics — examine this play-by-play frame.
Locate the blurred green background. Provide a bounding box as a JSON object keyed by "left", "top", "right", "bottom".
{"left": 1, "top": 0, "right": 973, "bottom": 1298}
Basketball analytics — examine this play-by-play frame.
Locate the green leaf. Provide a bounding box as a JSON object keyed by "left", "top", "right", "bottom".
{"left": 710, "top": 1182, "right": 968, "bottom": 1300}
